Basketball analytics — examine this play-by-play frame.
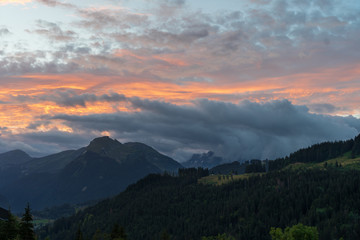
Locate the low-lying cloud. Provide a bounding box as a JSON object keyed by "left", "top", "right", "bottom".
{"left": 41, "top": 98, "right": 360, "bottom": 162}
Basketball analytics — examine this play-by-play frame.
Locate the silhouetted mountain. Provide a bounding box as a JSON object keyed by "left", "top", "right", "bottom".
{"left": 0, "top": 149, "right": 86, "bottom": 192}
{"left": 22, "top": 148, "right": 86, "bottom": 174}
{"left": 87, "top": 136, "right": 182, "bottom": 172}
{"left": 39, "top": 134, "right": 360, "bottom": 240}
{"left": 0, "top": 150, "right": 33, "bottom": 191}
{"left": 183, "top": 151, "right": 223, "bottom": 168}
{"left": 0, "top": 136, "right": 182, "bottom": 211}
{"left": 0, "top": 149, "right": 31, "bottom": 170}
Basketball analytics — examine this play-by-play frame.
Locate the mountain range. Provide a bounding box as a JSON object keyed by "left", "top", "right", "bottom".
{"left": 39, "top": 133, "right": 360, "bottom": 240}
{"left": 0, "top": 136, "right": 182, "bottom": 211}
{"left": 182, "top": 151, "right": 223, "bottom": 169}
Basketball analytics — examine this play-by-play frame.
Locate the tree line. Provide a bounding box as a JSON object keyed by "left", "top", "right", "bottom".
{"left": 39, "top": 167, "right": 360, "bottom": 240}
{"left": 269, "top": 134, "right": 360, "bottom": 170}
{"left": 0, "top": 203, "right": 35, "bottom": 240}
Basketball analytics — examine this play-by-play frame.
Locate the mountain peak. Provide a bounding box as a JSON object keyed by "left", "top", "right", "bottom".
{"left": 1, "top": 149, "right": 30, "bottom": 157}
{"left": 183, "top": 151, "right": 223, "bottom": 168}
{"left": 0, "top": 149, "right": 31, "bottom": 160}
{"left": 87, "top": 136, "right": 122, "bottom": 151}
{"left": 0, "top": 149, "right": 32, "bottom": 165}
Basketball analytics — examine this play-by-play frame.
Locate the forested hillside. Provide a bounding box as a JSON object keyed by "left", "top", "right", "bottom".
{"left": 0, "top": 136, "right": 183, "bottom": 211}
{"left": 269, "top": 134, "right": 360, "bottom": 170}
{"left": 39, "top": 166, "right": 360, "bottom": 240}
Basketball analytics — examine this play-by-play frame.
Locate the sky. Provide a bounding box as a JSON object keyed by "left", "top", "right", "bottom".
{"left": 0, "top": 0, "right": 360, "bottom": 162}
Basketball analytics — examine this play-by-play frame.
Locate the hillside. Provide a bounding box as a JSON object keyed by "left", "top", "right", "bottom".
{"left": 38, "top": 134, "right": 360, "bottom": 240}
{"left": 22, "top": 148, "right": 86, "bottom": 174}
{"left": 0, "top": 149, "right": 31, "bottom": 168}
{"left": 40, "top": 167, "right": 360, "bottom": 240}
{"left": 183, "top": 151, "right": 223, "bottom": 168}
{"left": 269, "top": 134, "right": 360, "bottom": 170}
{"left": 0, "top": 136, "right": 182, "bottom": 212}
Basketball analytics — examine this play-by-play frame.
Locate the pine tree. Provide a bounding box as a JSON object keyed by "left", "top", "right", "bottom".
{"left": 19, "top": 203, "right": 35, "bottom": 240}
{"left": 111, "top": 223, "right": 127, "bottom": 240}
{"left": 5, "top": 209, "right": 19, "bottom": 240}
{"left": 75, "top": 227, "right": 84, "bottom": 240}
{"left": 351, "top": 134, "right": 360, "bottom": 158}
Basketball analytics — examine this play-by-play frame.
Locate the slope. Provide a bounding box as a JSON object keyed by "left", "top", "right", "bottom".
{"left": 87, "top": 136, "right": 182, "bottom": 172}
{"left": 0, "top": 149, "right": 31, "bottom": 169}
{"left": 40, "top": 167, "right": 360, "bottom": 240}
{"left": 0, "top": 136, "right": 182, "bottom": 211}
{"left": 22, "top": 148, "right": 86, "bottom": 174}
{"left": 39, "top": 133, "right": 360, "bottom": 240}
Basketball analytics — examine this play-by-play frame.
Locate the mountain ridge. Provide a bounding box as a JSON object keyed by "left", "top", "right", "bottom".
{"left": 0, "top": 149, "right": 31, "bottom": 169}
{"left": 0, "top": 136, "right": 183, "bottom": 211}
{"left": 39, "top": 133, "right": 360, "bottom": 240}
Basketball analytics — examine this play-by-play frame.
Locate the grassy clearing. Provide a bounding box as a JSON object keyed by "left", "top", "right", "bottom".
{"left": 198, "top": 173, "right": 264, "bottom": 186}
{"left": 283, "top": 152, "right": 360, "bottom": 171}
{"left": 200, "top": 153, "right": 360, "bottom": 186}
{"left": 199, "top": 153, "right": 360, "bottom": 186}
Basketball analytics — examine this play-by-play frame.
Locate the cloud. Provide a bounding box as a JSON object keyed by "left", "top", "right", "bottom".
{"left": 308, "top": 103, "right": 341, "bottom": 114}
{"left": 12, "top": 90, "right": 127, "bottom": 107}
{"left": 2, "top": 0, "right": 359, "bottom": 88}
{"left": 0, "top": 138, "right": 39, "bottom": 155}
{"left": 0, "top": 0, "right": 32, "bottom": 5}
{"left": 77, "top": 7, "right": 149, "bottom": 31}
{"left": 0, "top": 0, "right": 360, "bottom": 160}
{"left": 36, "top": 0, "right": 75, "bottom": 8}
{"left": 47, "top": 99, "right": 360, "bottom": 162}
{"left": 29, "top": 20, "right": 78, "bottom": 42}
{"left": 0, "top": 129, "right": 92, "bottom": 156}
{"left": 0, "top": 0, "right": 73, "bottom": 7}
{"left": 0, "top": 28, "right": 11, "bottom": 36}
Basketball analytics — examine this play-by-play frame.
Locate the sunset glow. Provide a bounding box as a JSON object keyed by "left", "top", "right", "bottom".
{"left": 0, "top": 0, "right": 359, "bottom": 160}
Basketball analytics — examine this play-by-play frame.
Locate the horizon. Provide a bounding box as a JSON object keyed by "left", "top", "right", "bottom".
{"left": 0, "top": 133, "right": 359, "bottom": 164}
{"left": 0, "top": 0, "right": 360, "bottom": 161}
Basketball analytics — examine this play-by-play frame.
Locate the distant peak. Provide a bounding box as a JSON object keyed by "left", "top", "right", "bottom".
{"left": 0, "top": 149, "right": 31, "bottom": 158}
{"left": 87, "top": 136, "right": 122, "bottom": 154}
{"left": 89, "top": 136, "right": 121, "bottom": 145}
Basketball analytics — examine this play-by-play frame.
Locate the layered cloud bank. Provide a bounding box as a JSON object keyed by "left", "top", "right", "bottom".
{"left": 1, "top": 96, "right": 359, "bottom": 162}
{"left": 0, "top": 0, "right": 359, "bottom": 161}
{"left": 50, "top": 98, "right": 360, "bottom": 161}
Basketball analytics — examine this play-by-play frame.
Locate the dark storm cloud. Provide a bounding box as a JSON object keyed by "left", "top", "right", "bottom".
{"left": 45, "top": 91, "right": 126, "bottom": 107}
{"left": 308, "top": 103, "right": 340, "bottom": 114}
{"left": 0, "top": 55, "right": 80, "bottom": 76}
{"left": 1, "top": 0, "right": 359, "bottom": 159}
{"left": 48, "top": 99, "right": 360, "bottom": 162}
{"left": 0, "top": 130, "right": 91, "bottom": 156}
{"left": 12, "top": 90, "right": 127, "bottom": 107}
{"left": 342, "top": 116, "right": 360, "bottom": 133}
{"left": 19, "top": 130, "right": 90, "bottom": 148}
{"left": 0, "top": 127, "right": 9, "bottom": 135}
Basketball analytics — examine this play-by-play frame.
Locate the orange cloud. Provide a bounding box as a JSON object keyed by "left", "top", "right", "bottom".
{"left": 114, "top": 49, "right": 189, "bottom": 67}
{"left": 1, "top": 61, "right": 360, "bottom": 135}
{"left": 0, "top": 0, "right": 32, "bottom": 5}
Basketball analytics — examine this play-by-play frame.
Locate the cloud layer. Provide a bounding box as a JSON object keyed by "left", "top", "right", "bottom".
{"left": 0, "top": 0, "right": 359, "bottom": 160}
{"left": 2, "top": 96, "right": 359, "bottom": 162}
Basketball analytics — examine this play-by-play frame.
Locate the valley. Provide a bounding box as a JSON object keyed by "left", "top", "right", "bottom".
{"left": 0, "top": 134, "right": 360, "bottom": 240}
